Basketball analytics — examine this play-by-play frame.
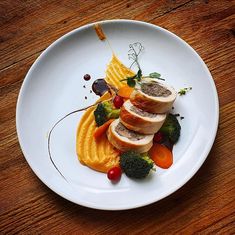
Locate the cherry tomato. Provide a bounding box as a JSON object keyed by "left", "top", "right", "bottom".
{"left": 153, "top": 131, "right": 164, "bottom": 143}
{"left": 107, "top": 166, "right": 122, "bottom": 181}
{"left": 113, "top": 95, "right": 124, "bottom": 108}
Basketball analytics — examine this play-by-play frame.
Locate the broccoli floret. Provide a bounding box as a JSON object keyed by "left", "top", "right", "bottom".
{"left": 94, "top": 103, "right": 107, "bottom": 126}
{"left": 102, "top": 101, "right": 120, "bottom": 119}
{"left": 94, "top": 101, "right": 120, "bottom": 126}
{"left": 160, "top": 113, "right": 181, "bottom": 144}
{"left": 119, "top": 151, "right": 154, "bottom": 179}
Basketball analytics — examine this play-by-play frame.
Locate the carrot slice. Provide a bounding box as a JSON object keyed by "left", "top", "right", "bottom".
{"left": 149, "top": 143, "right": 173, "bottom": 169}
{"left": 118, "top": 85, "right": 134, "bottom": 99}
{"left": 93, "top": 119, "right": 114, "bottom": 140}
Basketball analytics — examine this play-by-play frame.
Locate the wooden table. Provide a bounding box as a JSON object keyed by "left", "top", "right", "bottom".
{"left": 1, "top": 0, "right": 234, "bottom": 234}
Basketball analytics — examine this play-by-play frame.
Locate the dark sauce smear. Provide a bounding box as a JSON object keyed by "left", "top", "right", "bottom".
{"left": 92, "top": 79, "right": 109, "bottom": 96}
{"left": 83, "top": 74, "right": 91, "bottom": 81}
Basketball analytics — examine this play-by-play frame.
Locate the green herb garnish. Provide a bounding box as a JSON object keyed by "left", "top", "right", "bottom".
{"left": 148, "top": 72, "right": 165, "bottom": 81}
{"left": 126, "top": 76, "right": 136, "bottom": 87}
{"left": 178, "top": 87, "right": 192, "bottom": 96}
{"left": 149, "top": 72, "right": 161, "bottom": 78}
{"left": 120, "top": 42, "right": 165, "bottom": 87}
{"left": 120, "top": 42, "right": 143, "bottom": 87}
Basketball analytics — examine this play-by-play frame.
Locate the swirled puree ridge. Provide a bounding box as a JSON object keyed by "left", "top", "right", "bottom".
{"left": 76, "top": 54, "right": 135, "bottom": 173}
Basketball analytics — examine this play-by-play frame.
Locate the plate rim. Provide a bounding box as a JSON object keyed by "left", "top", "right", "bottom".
{"left": 16, "top": 19, "right": 219, "bottom": 210}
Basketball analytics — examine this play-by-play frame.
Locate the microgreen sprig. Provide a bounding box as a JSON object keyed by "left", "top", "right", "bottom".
{"left": 128, "top": 42, "right": 143, "bottom": 70}
{"left": 120, "top": 42, "right": 165, "bottom": 87}
{"left": 120, "top": 42, "right": 143, "bottom": 87}
{"left": 144, "top": 72, "right": 165, "bottom": 81}
{"left": 178, "top": 87, "right": 192, "bottom": 96}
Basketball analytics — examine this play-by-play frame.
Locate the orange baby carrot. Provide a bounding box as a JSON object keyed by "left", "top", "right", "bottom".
{"left": 118, "top": 85, "right": 134, "bottom": 99}
{"left": 149, "top": 143, "right": 173, "bottom": 169}
{"left": 93, "top": 119, "right": 114, "bottom": 140}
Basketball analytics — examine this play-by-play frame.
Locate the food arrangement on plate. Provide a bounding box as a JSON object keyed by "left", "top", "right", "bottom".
{"left": 17, "top": 20, "right": 218, "bottom": 209}
{"left": 48, "top": 24, "right": 191, "bottom": 183}
{"left": 75, "top": 31, "right": 189, "bottom": 182}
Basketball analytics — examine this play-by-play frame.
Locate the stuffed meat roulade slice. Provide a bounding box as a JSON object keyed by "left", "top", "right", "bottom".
{"left": 130, "top": 79, "right": 177, "bottom": 114}
{"left": 107, "top": 119, "right": 154, "bottom": 153}
{"left": 120, "top": 100, "right": 166, "bottom": 134}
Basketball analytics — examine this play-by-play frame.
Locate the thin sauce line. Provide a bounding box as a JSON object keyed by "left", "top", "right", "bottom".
{"left": 47, "top": 97, "right": 112, "bottom": 181}
{"left": 48, "top": 23, "right": 115, "bottom": 181}
{"left": 48, "top": 104, "right": 97, "bottom": 181}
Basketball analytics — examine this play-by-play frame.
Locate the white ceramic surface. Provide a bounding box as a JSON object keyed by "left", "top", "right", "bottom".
{"left": 16, "top": 20, "right": 219, "bottom": 210}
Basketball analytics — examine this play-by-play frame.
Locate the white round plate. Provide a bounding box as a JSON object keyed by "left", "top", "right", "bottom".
{"left": 16, "top": 20, "right": 219, "bottom": 210}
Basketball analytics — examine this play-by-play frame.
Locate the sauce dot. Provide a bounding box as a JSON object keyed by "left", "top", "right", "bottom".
{"left": 92, "top": 79, "right": 109, "bottom": 97}
{"left": 83, "top": 74, "right": 91, "bottom": 81}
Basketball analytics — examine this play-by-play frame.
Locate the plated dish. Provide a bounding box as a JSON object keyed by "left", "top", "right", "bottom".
{"left": 76, "top": 40, "right": 180, "bottom": 181}
{"left": 16, "top": 20, "right": 219, "bottom": 210}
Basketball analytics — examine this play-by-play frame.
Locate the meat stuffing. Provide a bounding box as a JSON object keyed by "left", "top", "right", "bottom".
{"left": 141, "top": 82, "right": 172, "bottom": 97}
{"left": 115, "top": 122, "right": 145, "bottom": 140}
{"left": 130, "top": 105, "right": 158, "bottom": 118}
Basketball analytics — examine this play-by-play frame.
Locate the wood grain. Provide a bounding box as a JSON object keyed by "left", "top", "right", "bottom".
{"left": 1, "top": 0, "right": 235, "bottom": 234}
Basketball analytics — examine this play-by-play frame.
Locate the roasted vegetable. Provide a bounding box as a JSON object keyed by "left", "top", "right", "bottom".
{"left": 102, "top": 101, "right": 120, "bottom": 119}
{"left": 93, "top": 119, "right": 114, "bottom": 139}
{"left": 149, "top": 143, "right": 173, "bottom": 169}
{"left": 94, "top": 103, "right": 107, "bottom": 126}
{"left": 119, "top": 151, "right": 154, "bottom": 179}
{"left": 159, "top": 113, "right": 181, "bottom": 144}
{"left": 94, "top": 101, "right": 120, "bottom": 126}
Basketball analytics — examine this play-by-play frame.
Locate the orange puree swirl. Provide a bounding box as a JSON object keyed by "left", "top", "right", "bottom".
{"left": 76, "top": 54, "right": 135, "bottom": 173}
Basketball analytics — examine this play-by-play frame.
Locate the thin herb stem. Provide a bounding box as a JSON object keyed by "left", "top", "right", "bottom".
{"left": 128, "top": 42, "right": 144, "bottom": 70}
